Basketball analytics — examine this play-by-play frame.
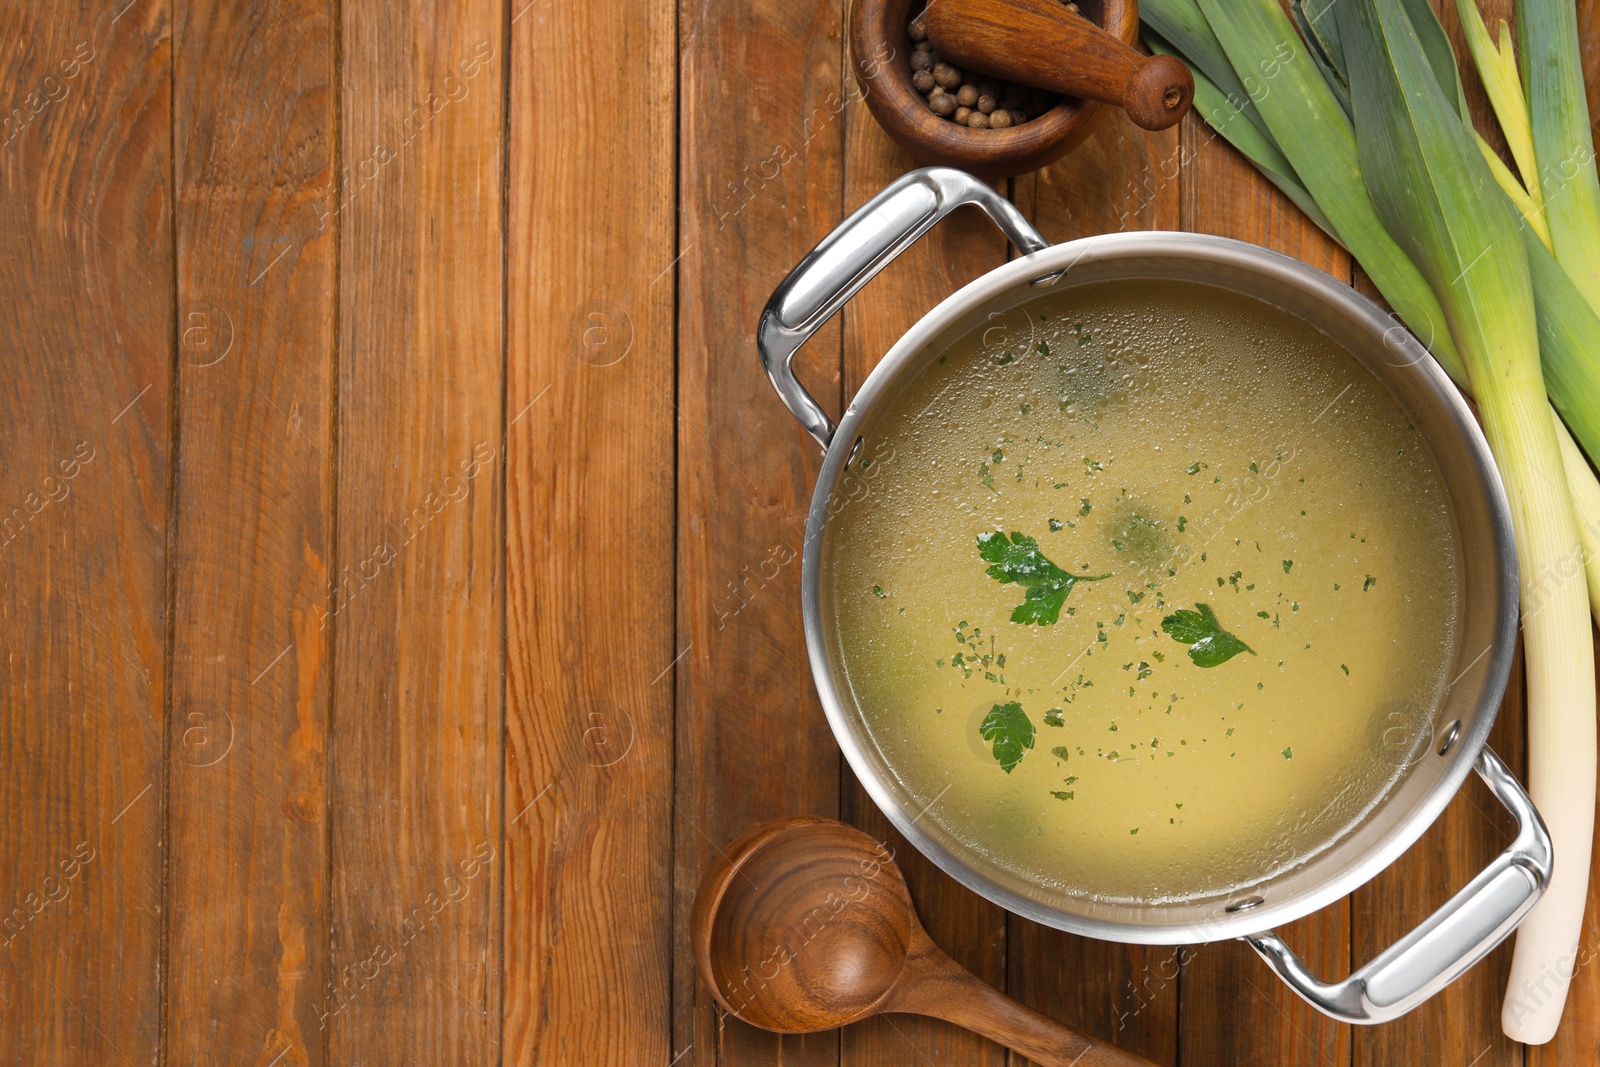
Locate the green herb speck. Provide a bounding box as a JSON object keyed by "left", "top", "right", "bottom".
{"left": 979, "top": 701, "right": 1035, "bottom": 773}
{"left": 1161, "top": 603, "right": 1255, "bottom": 667}
{"left": 976, "top": 531, "right": 1110, "bottom": 626}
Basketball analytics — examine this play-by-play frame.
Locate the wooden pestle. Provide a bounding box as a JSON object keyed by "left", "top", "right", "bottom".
{"left": 923, "top": 0, "right": 1193, "bottom": 130}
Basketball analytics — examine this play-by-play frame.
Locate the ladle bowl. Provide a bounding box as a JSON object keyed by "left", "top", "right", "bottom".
{"left": 690, "top": 815, "right": 1159, "bottom": 1067}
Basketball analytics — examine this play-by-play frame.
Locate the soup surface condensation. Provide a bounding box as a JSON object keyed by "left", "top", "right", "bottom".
{"left": 825, "top": 278, "right": 1462, "bottom": 903}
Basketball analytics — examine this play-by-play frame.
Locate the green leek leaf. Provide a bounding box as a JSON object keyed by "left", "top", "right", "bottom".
{"left": 1296, "top": 0, "right": 1343, "bottom": 74}
{"left": 1139, "top": 0, "right": 1276, "bottom": 145}
{"left": 1530, "top": 232, "right": 1600, "bottom": 465}
{"left": 1456, "top": 0, "right": 1545, "bottom": 213}
{"left": 1289, "top": 1, "right": 1350, "bottom": 117}
{"left": 1194, "top": 0, "right": 1465, "bottom": 379}
{"left": 1519, "top": 0, "right": 1600, "bottom": 317}
{"left": 1145, "top": 37, "right": 1338, "bottom": 240}
{"left": 1399, "top": 0, "right": 1471, "bottom": 121}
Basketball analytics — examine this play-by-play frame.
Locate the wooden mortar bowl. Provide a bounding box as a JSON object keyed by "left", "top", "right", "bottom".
{"left": 849, "top": 0, "right": 1136, "bottom": 178}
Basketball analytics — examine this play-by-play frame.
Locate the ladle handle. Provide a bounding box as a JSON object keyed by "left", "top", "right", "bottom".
{"left": 923, "top": 0, "right": 1193, "bottom": 130}
{"left": 885, "top": 927, "right": 1160, "bottom": 1067}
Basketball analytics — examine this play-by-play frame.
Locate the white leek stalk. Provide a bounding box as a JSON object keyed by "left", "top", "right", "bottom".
{"left": 1337, "top": 0, "right": 1596, "bottom": 1044}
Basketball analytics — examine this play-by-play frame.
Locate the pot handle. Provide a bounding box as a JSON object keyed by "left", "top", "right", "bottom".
{"left": 757, "top": 167, "right": 1050, "bottom": 449}
{"left": 1246, "top": 746, "right": 1551, "bottom": 1024}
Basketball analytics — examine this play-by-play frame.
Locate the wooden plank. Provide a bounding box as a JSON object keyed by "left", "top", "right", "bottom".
{"left": 1004, "top": 110, "right": 1184, "bottom": 1067}
{"left": 502, "top": 0, "right": 676, "bottom": 1059}
{"left": 0, "top": 4, "right": 172, "bottom": 1062}
{"left": 837, "top": 90, "right": 1013, "bottom": 1067}
{"left": 1176, "top": 111, "right": 1352, "bottom": 1067}
{"left": 329, "top": 2, "right": 504, "bottom": 1061}
{"left": 1014, "top": 110, "right": 1181, "bottom": 243}
{"left": 673, "top": 0, "right": 846, "bottom": 1061}
{"left": 165, "top": 2, "right": 335, "bottom": 1061}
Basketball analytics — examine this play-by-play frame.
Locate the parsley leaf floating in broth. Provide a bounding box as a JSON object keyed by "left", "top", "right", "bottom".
{"left": 976, "top": 531, "right": 1110, "bottom": 625}
{"left": 1161, "top": 603, "right": 1256, "bottom": 667}
{"left": 980, "top": 701, "right": 1036, "bottom": 773}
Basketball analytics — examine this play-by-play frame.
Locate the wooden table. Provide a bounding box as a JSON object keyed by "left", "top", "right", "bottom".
{"left": 4, "top": 0, "right": 1599, "bottom": 1063}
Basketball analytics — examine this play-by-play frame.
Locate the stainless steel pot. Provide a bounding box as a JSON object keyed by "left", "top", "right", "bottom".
{"left": 757, "top": 167, "right": 1552, "bottom": 1024}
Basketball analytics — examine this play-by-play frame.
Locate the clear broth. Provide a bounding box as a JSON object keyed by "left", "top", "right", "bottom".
{"left": 825, "top": 278, "right": 1462, "bottom": 903}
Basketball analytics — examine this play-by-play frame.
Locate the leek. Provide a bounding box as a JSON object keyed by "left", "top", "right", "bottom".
{"left": 1337, "top": 1, "right": 1594, "bottom": 1044}
{"left": 1186, "top": 0, "right": 1464, "bottom": 369}
{"left": 1398, "top": 0, "right": 1472, "bottom": 120}
{"left": 1139, "top": 0, "right": 1276, "bottom": 146}
{"left": 1520, "top": 0, "right": 1600, "bottom": 317}
{"left": 1455, "top": 0, "right": 1548, "bottom": 237}
{"left": 1295, "top": 0, "right": 1343, "bottom": 74}
{"left": 1477, "top": 134, "right": 1553, "bottom": 248}
{"left": 1529, "top": 237, "right": 1600, "bottom": 467}
{"left": 1558, "top": 420, "right": 1600, "bottom": 613}
{"left": 1289, "top": 0, "right": 1350, "bottom": 117}
{"left": 1141, "top": 0, "right": 1600, "bottom": 624}
{"left": 1146, "top": 36, "right": 1336, "bottom": 239}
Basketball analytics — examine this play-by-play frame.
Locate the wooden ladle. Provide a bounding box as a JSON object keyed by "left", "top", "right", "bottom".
{"left": 924, "top": 0, "right": 1193, "bottom": 130}
{"left": 691, "top": 815, "right": 1159, "bottom": 1067}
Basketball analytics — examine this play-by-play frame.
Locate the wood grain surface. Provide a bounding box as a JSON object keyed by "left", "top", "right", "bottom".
{"left": 331, "top": 1, "right": 504, "bottom": 1062}
{"left": 507, "top": 0, "right": 674, "bottom": 1059}
{"left": 0, "top": 2, "right": 172, "bottom": 1063}
{"left": 674, "top": 0, "right": 846, "bottom": 1063}
{"left": 1, "top": 0, "right": 1599, "bottom": 1064}
{"left": 168, "top": 2, "right": 335, "bottom": 1063}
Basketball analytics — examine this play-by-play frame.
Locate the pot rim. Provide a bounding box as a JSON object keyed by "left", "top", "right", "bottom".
{"left": 799, "top": 230, "right": 1520, "bottom": 944}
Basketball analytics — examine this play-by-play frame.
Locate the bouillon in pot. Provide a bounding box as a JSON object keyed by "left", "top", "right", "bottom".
{"left": 824, "top": 277, "right": 1461, "bottom": 903}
